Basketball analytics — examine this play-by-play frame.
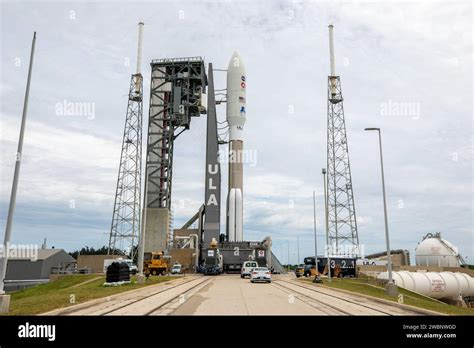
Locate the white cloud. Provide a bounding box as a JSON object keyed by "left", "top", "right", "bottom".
{"left": 0, "top": 0, "right": 472, "bottom": 264}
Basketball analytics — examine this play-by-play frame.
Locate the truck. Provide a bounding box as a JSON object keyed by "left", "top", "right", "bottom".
{"left": 143, "top": 251, "right": 169, "bottom": 276}
{"left": 294, "top": 264, "right": 305, "bottom": 278}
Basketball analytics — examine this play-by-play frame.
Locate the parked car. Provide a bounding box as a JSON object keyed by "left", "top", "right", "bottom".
{"left": 250, "top": 267, "right": 272, "bottom": 283}
{"left": 241, "top": 261, "right": 258, "bottom": 278}
{"left": 171, "top": 263, "right": 182, "bottom": 275}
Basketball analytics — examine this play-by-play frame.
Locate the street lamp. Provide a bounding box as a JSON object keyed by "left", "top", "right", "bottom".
{"left": 297, "top": 236, "right": 300, "bottom": 265}
{"left": 312, "top": 190, "right": 322, "bottom": 283}
{"left": 322, "top": 168, "right": 331, "bottom": 282}
{"left": 285, "top": 240, "right": 290, "bottom": 273}
{"left": 1, "top": 33, "right": 36, "bottom": 314}
{"left": 312, "top": 190, "right": 318, "bottom": 267}
{"left": 364, "top": 127, "right": 398, "bottom": 296}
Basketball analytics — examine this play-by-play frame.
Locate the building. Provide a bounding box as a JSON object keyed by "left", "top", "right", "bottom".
{"left": 76, "top": 254, "right": 124, "bottom": 274}
{"left": 168, "top": 228, "right": 200, "bottom": 272}
{"left": 4, "top": 248, "right": 76, "bottom": 291}
{"left": 366, "top": 249, "right": 411, "bottom": 266}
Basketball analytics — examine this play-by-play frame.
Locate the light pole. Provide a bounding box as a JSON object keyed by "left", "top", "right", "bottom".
{"left": 312, "top": 190, "right": 322, "bottom": 283}
{"left": 136, "top": 164, "right": 149, "bottom": 284}
{"left": 297, "top": 236, "right": 300, "bottom": 265}
{"left": 322, "top": 168, "right": 331, "bottom": 282}
{"left": 364, "top": 128, "right": 398, "bottom": 296}
{"left": 280, "top": 243, "right": 283, "bottom": 264}
{"left": 312, "top": 190, "right": 318, "bottom": 266}
{"left": 0, "top": 33, "right": 36, "bottom": 311}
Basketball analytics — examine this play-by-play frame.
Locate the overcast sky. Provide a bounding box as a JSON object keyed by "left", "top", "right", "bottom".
{"left": 0, "top": 0, "right": 472, "bottom": 265}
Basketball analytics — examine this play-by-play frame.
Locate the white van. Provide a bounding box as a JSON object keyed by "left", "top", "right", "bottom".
{"left": 241, "top": 261, "right": 258, "bottom": 278}
{"left": 171, "top": 263, "right": 182, "bottom": 275}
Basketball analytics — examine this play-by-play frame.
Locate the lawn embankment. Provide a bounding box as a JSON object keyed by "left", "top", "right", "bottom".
{"left": 5, "top": 274, "right": 177, "bottom": 315}
{"left": 300, "top": 276, "right": 473, "bottom": 315}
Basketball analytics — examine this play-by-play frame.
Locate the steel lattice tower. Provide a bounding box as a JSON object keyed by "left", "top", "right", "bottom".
{"left": 108, "top": 74, "right": 143, "bottom": 259}
{"left": 326, "top": 25, "right": 359, "bottom": 257}
{"left": 108, "top": 23, "right": 144, "bottom": 260}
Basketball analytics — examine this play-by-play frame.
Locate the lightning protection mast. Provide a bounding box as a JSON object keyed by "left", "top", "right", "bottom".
{"left": 326, "top": 25, "right": 360, "bottom": 258}
{"left": 108, "top": 22, "right": 144, "bottom": 260}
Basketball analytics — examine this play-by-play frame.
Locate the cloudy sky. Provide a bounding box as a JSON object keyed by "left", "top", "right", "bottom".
{"left": 0, "top": 0, "right": 472, "bottom": 264}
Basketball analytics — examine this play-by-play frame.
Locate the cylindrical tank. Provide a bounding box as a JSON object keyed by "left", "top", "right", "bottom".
{"left": 378, "top": 271, "right": 474, "bottom": 299}
{"left": 415, "top": 233, "right": 462, "bottom": 267}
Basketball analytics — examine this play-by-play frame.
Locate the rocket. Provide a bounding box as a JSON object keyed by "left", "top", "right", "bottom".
{"left": 226, "top": 52, "right": 246, "bottom": 242}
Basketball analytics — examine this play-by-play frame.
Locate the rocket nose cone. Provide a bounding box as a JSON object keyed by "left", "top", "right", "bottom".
{"left": 228, "top": 51, "right": 245, "bottom": 71}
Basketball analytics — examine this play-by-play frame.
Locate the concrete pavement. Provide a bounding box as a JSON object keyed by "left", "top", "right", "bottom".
{"left": 173, "top": 274, "right": 320, "bottom": 315}
{"left": 42, "top": 273, "right": 426, "bottom": 316}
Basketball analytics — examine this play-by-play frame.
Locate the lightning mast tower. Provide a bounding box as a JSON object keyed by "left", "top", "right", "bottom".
{"left": 326, "top": 25, "right": 359, "bottom": 257}
{"left": 108, "top": 22, "right": 144, "bottom": 260}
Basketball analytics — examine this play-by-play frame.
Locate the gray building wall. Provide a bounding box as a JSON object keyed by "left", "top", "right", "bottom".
{"left": 40, "top": 251, "right": 75, "bottom": 278}
{"left": 5, "top": 249, "right": 75, "bottom": 280}
{"left": 6, "top": 259, "right": 44, "bottom": 280}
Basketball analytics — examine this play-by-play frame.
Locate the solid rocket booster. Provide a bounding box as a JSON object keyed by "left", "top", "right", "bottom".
{"left": 226, "top": 52, "right": 246, "bottom": 242}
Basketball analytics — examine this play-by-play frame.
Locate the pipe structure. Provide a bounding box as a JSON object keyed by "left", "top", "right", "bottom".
{"left": 134, "top": 22, "right": 144, "bottom": 95}
{"left": 328, "top": 24, "right": 336, "bottom": 76}
{"left": 136, "top": 22, "right": 144, "bottom": 74}
{"left": 328, "top": 25, "right": 337, "bottom": 96}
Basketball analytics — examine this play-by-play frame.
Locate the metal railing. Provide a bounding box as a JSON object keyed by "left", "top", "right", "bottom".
{"left": 151, "top": 56, "right": 204, "bottom": 64}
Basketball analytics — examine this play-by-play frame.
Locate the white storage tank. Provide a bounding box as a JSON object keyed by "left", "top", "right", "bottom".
{"left": 415, "top": 232, "right": 464, "bottom": 267}
{"left": 378, "top": 271, "right": 474, "bottom": 299}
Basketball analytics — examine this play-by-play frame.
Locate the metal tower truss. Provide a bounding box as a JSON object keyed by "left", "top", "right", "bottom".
{"left": 146, "top": 57, "right": 207, "bottom": 209}
{"left": 108, "top": 73, "right": 143, "bottom": 259}
{"left": 326, "top": 75, "right": 359, "bottom": 257}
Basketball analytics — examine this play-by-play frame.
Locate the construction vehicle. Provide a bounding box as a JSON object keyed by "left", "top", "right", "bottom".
{"left": 143, "top": 251, "right": 168, "bottom": 276}
{"left": 295, "top": 264, "right": 305, "bottom": 278}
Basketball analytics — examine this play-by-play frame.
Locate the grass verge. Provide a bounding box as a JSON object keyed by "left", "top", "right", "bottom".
{"left": 300, "top": 276, "right": 473, "bottom": 315}
{"left": 4, "top": 274, "right": 178, "bottom": 315}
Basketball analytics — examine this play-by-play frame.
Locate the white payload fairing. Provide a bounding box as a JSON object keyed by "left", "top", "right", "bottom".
{"left": 226, "top": 52, "right": 246, "bottom": 242}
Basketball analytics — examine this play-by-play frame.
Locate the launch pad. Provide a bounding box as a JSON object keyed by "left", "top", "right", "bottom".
{"left": 139, "top": 56, "right": 280, "bottom": 274}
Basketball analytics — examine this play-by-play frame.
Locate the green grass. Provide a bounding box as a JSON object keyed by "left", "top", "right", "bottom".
{"left": 5, "top": 274, "right": 177, "bottom": 315}
{"left": 301, "top": 276, "right": 474, "bottom": 315}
